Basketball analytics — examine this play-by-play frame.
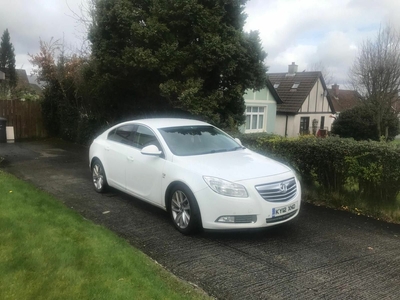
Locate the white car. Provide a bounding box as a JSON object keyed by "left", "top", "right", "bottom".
{"left": 89, "top": 118, "right": 301, "bottom": 234}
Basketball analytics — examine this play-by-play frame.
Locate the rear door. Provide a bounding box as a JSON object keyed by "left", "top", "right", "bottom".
{"left": 104, "top": 124, "right": 138, "bottom": 190}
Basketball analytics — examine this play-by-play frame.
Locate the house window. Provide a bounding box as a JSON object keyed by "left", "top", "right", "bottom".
{"left": 290, "top": 82, "right": 300, "bottom": 92}
{"left": 273, "top": 82, "right": 280, "bottom": 88}
{"left": 291, "top": 82, "right": 300, "bottom": 89}
{"left": 320, "top": 116, "right": 325, "bottom": 129}
{"left": 299, "top": 117, "right": 310, "bottom": 135}
{"left": 245, "top": 106, "right": 265, "bottom": 132}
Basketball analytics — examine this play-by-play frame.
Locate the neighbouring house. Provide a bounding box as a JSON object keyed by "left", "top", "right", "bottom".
{"left": 268, "top": 62, "right": 335, "bottom": 137}
{"left": 328, "top": 84, "right": 362, "bottom": 116}
{"left": 16, "top": 69, "right": 42, "bottom": 98}
{"left": 0, "top": 68, "right": 42, "bottom": 100}
{"left": 15, "top": 69, "right": 30, "bottom": 87}
{"left": 241, "top": 78, "right": 283, "bottom": 134}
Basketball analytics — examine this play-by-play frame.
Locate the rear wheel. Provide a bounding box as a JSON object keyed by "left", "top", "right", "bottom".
{"left": 169, "top": 185, "right": 202, "bottom": 235}
{"left": 92, "top": 159, "right": 108, "bottom": 193}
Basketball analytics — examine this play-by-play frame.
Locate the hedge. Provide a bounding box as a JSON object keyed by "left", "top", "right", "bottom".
{"left": 235, "top": 133, "right": 400, "bottom": 206}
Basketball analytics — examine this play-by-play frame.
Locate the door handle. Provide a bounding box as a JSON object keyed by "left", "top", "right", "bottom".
{"left": 127, "top": 156, "right": 134, "bottom": 161}
{"left": 105, "top": 146, "right": 110, "bottom": 151}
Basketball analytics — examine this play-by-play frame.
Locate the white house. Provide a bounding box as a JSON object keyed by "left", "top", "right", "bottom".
{"left": 268, "top": 62, "right": 336, "bottom": 137}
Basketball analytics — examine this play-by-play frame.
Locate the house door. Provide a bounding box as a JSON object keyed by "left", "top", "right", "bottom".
{"left": 299, "top": 117, "right": 310, "bottom": 135}
{"left": 320, "top": 116, "right": 325, "bottom": 129}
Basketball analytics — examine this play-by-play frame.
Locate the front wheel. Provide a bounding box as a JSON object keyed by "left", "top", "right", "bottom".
{"left": 92, "top": 159, "right": 108, "bottom": 193}
{"left": 169, "top": 185, "right": 202, "bottom": 235}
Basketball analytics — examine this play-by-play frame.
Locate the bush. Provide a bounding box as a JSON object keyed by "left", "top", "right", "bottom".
{"left": 331, "top": 105, "right": 399, "bottom": 141}
{"left": 236, "top": 133, "right": 400, "bottom": 207}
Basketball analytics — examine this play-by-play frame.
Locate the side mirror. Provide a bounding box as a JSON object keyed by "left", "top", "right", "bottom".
{"left": 234, "top": 138, "right": 243, "bottom": 146}
{"left": 141, "top": 145, "right": 162, "bottom": 156}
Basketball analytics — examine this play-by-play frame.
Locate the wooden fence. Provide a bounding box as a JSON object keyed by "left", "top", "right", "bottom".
{"left": 0, "top": 99, "right": 47, "bottom": 140}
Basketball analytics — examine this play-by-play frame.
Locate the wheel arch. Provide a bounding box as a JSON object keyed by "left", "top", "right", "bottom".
{"left": 165, "top": 180, "right": 203, "bottom": 234}
{"left": 165, "top": 181, "right": 189, "bottom": 212}
{"left": 90, "top": 156, "right": 109, "bottom": 180}
{"left": 90, "top": 156, "right": 108, "bottom": 193}
{"left": 90, "top": 156, "right": 102, "bottom": 169}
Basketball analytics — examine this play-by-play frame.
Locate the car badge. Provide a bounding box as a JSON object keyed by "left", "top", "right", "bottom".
{"left": 279, "top": 183, "right": 288, "bottom": 193}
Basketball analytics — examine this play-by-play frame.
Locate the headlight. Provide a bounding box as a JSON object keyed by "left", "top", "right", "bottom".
{"left": 203, "top": 176, "right": 248, "bottom": 198}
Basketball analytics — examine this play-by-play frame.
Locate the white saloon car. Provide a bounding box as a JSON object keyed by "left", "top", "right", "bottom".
{"left": 89, "top": 118, "right": 301, "bottom": 234}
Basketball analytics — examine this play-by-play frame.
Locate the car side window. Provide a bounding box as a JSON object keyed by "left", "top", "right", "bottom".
{"left": 107, "top": 125, "right": 138, "bottom": 145}
{"left": 134, "top": 125, "right": 161, "bottom": 150}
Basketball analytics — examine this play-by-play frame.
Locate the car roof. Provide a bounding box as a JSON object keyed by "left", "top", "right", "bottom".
{"left": 121, "top": 118, "right": 211, "bottom": 129}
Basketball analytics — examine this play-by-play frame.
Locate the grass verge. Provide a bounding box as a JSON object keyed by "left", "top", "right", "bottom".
{"left": 0, "top": 170, "right": 210, "bottom": 300}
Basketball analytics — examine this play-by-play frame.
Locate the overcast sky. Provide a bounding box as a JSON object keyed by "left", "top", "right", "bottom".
{"left": 1, "top": 0, "right": 400, "bottom": 86}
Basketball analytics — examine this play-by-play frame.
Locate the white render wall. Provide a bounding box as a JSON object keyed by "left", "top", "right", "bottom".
{"left": 275, "top": 115, "right": 296, "bottom": 137}
{"left": 277, "top": 113, "right": 334, "bottom": 137}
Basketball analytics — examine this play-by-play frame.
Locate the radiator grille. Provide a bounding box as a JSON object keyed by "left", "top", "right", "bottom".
{"left": 255, "top": 177, "right": 297, "bottom": 202}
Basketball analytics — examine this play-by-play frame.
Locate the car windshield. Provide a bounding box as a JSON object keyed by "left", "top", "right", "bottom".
{"left": 158, "top": 125, "right": 242, "bottom": 156}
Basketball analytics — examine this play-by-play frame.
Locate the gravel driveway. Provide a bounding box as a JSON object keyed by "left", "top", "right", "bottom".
{"left": 1, "top": 139, "right": 400, "bottom": 299}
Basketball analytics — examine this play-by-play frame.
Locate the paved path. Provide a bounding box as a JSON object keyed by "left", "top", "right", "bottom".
{"left": 1, "top": 139, "right": 400, "bottom": 299}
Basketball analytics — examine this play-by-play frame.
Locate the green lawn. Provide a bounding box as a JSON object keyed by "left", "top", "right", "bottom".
{"left": 0, "top": 170, "right": 210, "bottom": 300}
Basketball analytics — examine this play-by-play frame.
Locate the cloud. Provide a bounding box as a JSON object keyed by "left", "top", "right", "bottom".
{"left": 244, "top": 0, "right": 400, "bottom": 85}
{"left": 0, "top": 0, "right": 87, "bottom": 72}
{"left": 1, "top": 0, "right": 400, "bottom": 86}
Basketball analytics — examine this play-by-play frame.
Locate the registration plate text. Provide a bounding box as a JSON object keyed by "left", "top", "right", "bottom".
{"left": 272, "top": 203, "right": 296, "bottom": 217}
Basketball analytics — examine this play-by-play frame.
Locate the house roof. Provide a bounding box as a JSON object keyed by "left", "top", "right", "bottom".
{"left": 328, "top": 85, "right": 362, "bottom": 112}
{"left": 265, "top": 78, "right": 283, "bottom": 104}
{"left": 29, "top": 83, "right": 43, "bottom": 95}
{"left": 0, "top": 68, "right": 30, "bottom": 87}
{"left": 267, "top": 71, "right": 334, "bottom": 114}
{"left": 16, "top": 69, "right": 30, "bottom": 87}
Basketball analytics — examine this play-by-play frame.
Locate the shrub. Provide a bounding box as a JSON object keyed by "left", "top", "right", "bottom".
{"left": 236, "top": 133, "right": 400, "bottom": 207}
{"left": 331, "top": 105, "right": 399, "bottom": 141}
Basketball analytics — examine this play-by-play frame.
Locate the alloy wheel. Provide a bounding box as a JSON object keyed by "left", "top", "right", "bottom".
{"left": 171, "top": 190, "right": 191, "bottom": 229}
{"left": 92, "top": 162, "right": 105, "bottom": 192}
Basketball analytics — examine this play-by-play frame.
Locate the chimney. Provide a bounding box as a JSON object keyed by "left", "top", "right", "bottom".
{"left": 332, "top": 84, "right": 339, "bottom": 97}
{"left": 288, "top": 62, "right": 298, "bottom": 75}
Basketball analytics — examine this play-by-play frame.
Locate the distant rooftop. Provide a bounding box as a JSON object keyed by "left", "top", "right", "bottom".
{"left": 328, "top": 84, "right": 362, "bottom": 112}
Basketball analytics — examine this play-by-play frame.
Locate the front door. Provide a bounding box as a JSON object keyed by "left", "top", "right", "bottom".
{"left": 299, "top": 117, "right": 310, "bottom": 135}
{"left": 125, "top": 125, "right": 165, "bottom": 204}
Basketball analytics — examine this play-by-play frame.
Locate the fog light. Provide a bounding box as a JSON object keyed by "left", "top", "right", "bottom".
{"left": 216, "top": 215, "right": 257, "bottom": 224}
{"left": 216, "top": 216, "right": 235, "bottom": 223}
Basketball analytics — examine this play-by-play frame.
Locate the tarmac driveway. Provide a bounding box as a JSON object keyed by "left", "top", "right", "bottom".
{"left": 1, "top": 139, "right": 400, "bottom": 299}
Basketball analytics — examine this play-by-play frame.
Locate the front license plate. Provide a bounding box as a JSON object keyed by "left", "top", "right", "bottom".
{"left": 272, "top": 203, "right": 296, "bottom": 217}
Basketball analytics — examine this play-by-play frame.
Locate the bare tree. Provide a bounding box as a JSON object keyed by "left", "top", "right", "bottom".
{"left": 349, "top": 24, "right": 400, "bottom": 138}
{"left": 66, "top": 0, "right": 96, "bottom": 56}
{"left": 307, "top": 61, "right": 334, "bottom": 86}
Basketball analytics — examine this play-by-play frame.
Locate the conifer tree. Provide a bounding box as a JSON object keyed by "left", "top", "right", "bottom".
{"left": 88, "top": 0, "right": 268, "bottom": 128}
{"left": 0, "top": 29, "right": 17, "bottom": 89}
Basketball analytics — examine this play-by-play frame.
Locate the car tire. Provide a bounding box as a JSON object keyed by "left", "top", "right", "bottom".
{"left": 92, "top": 159, "right": 108, "bottom": 193}
{"left": 169, "top": 185, "right": 202, "bottom": 235}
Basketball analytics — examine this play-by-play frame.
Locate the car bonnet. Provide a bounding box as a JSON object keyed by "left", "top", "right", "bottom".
{"left": 172, "top": 149, "right": 292, "bottom": 182}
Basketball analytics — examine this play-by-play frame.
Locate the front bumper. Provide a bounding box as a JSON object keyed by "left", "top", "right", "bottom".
{"left": 194, "top": 174, "right": 301, "bottom": 230}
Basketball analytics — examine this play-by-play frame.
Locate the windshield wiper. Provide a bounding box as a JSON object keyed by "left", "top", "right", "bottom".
{"left": 209, "top": 149, "right": 228, "bottom": 153}
{"left": 208, "top": 147, "right": 245, "bottom": 154}
{"left": 228, "top": 146, "right": 245, "bottom": 151}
